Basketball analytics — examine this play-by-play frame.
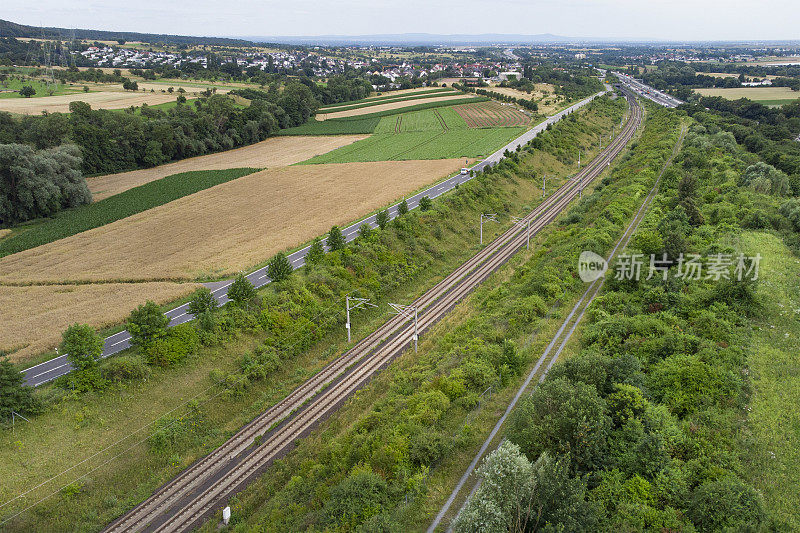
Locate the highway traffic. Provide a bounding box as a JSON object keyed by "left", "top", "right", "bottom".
{"left": 614, "top": 71, "right": 683, "bottom": 108}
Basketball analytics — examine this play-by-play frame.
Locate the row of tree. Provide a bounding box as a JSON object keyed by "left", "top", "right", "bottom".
{"left": 0, "top": 84, "right": 318, "bottom": 177}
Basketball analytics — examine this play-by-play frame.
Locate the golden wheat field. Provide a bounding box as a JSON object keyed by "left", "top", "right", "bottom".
{"left": 317, "top": 94, "right": 477, "bottom": 120}
{"left": 0, "top": 282, "right": 199, "bottom": 363}
{"left": 0, "top": 91, "right": 183, "bottom": 114}
{"left": 0, "top": 159, "right": 464, "bottom": 285}
{"left": 694, "top": 86, "right": 800, "bottom": 101}
{"left": 87, "top": 135, "right": 368, "bottom": 200}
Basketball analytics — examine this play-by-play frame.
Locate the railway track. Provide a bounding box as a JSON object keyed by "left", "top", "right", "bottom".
{"left": 105, "top": 91, "right": 642, "bottom": 533}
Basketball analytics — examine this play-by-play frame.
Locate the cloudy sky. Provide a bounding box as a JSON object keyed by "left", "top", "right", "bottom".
{"left": 3, "top": 0, "right": 798, "bottom": 41}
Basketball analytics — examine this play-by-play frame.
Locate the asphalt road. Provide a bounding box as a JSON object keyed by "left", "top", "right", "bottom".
{"left": 614, "top": 71, "right": 684, "bottom": 108}
{"left": 22, "top": 89, "right": 608, "bottom": 387}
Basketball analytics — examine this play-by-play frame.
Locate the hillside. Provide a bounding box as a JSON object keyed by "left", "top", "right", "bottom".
{"left": 0, "top": 18, "right": 254, "bottom": 46}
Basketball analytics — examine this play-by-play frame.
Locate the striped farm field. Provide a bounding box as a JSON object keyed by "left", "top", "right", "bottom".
{"left": 318, "top": 88, "right": 458, "bottom": 111}
{"left": 316, "top": 94, "right": 479, "bottom": 120}
{"left": 87, "top": 135, "right": 367, "bottom": 200}
{"left": 453, "top": 101, "right": 531, "bottom": 128}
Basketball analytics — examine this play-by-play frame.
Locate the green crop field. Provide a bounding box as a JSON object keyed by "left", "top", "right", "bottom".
{"left": 277, "top": 97, "right": 486, "bottom": 136}
{"left": 0, "top": 78, "right": 84, "bottom": 99}
{"left": 754, "top": 98, "right": 800, "bottom": 107}
{"left": 301, "top": 127, "right": 526, "bottom": 163}
{"left": 373, "top": 106, "right": 468, "bottom": 133}
{"left": 0, "top": 168, "right": 258, "bottom": 257}
{"left": 301, "top": 102, "right": 528, "bottom": 163}
{"left": 318, "top": 90, "right": 460, "bottom": 112}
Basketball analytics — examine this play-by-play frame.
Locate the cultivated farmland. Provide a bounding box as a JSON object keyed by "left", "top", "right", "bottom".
{"left": 0, "top": 90, "right": 186, "bottom": 114}
{"left": 303, "top": 128, "right": 527, "bottom": 163}
{"left": 1, "top": 281, "right": 199, "bottom": 363}
{"left": 317, "top": 93, "right": 478, "bottom": 119}
{"left": 453, "top": 101, "right": 531, "bottom": 128}
{"left": 0, "top": 159, "right": 464, "bottom": 284}
{"left": 695, "top": 86, "right": 800, "bottom": 105}
{"left": 304, "top": 102, "right": 530, "bottom": 163}
{"left": 317, "top": 89, "right": 460, "bottom": 112}
{"left": 0, "top": 169, "right": 259, "bottom": 257}
{"left": 87, "top": 135, "right": 368, "bottom": 200}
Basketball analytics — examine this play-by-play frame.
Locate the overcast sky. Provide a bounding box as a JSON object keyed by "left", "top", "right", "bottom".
{"left": 3, "top": 0, "right": 799, "bottom": 41}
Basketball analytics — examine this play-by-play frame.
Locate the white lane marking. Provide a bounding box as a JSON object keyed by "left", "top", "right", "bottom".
{"left": 26, "top": 362, "right": 72, "bottom": 381}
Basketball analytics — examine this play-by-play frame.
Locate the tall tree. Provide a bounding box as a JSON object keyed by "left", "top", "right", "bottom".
{"left": 0, "top": 357, "right": 41, "bottom": 420}
{"left": 267, "top": 252, "right": 293, "bottom": 282}
{"left": 0, "top": 144, "right": 90, "bottom": 225}
{"left": 227, "top": 273, "right": 256, "bottom": 305}
{"left": 305, "top": 237, "right": 325, "bottom": 264}
{"left": 375, "top": 209, "right": 390, "bottom": 230}
{"left": 61, "top": 323, "right": 104, "bottom": 371}
{"left": 187, "top": 287, "right": 218, "bottom": 317}
{"left": 327, "top": 225, "right": 346, "bottom": 251}
{"left": 126, "top": 301, "right": 170, "bottom": 347}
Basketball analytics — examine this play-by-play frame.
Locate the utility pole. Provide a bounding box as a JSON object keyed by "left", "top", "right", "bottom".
{"left": 511, "top": 216, "right": 531, "bottom": 249}
{"left": 389, "top": 303, "right": 419, "bottom": 353}
{"left": 345, "top": 296, "right": 376, "bottom": 342}
{"left": 480, "top": 213, "right": 497, "bottom": 245}
{"left": 542, "top": 174, "right": 546, "bottom": 198}
{"left": 577, "top": 150, "right": 581, "bottom": 169}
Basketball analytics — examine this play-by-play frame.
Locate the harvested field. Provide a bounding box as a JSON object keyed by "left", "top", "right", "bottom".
{"left": 318, "top": 90, "right": 459, "bottom": 112}
{"left": 0, "top": 91, "right": 182, "bottom": 114}
{"left": 87, "top": 135, "right": 367, "bottom": 200}
{"left": 0, "top": 160, "right": 464, "bottom": 284}
{"left": 120, "top": 82, "right": 233, "bottom": 94}
{"left": 695, "top": 86, "right": 800, "bottom": 102}
{"left": 319, "top": 88, "right": 454, "bottom": 110}
{"left": 317, "top": 94, "right": 477, "bottom": 120}
{"left": 0, "top": 229, "right": 10, "bottom": 240}
{"left": 0, "top": 281, "right": 198, "bottom": 364}
{"left": 488, "top": 84, "right": 554, "bottom": 101}
{"left": 453, "top": 101, "right": 531, "bottom": 128}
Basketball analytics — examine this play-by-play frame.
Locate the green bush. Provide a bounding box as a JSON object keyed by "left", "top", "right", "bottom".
{"left": 100, "top": 355, "right": 151, "bottom": 383}
{"left": 144, "top": 324, "right": 198, "bottom": 367}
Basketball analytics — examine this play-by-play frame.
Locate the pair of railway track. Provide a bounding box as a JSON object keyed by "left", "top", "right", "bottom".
{"left": 106, "top": 91, "right": 642, "bottom": 533}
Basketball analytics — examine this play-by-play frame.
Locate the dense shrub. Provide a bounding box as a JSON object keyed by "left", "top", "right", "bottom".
{"left": 144, "top": 324, "right": 198, "bottom": 367}
{"left": 100, "top": 355, "right": 151, "bottom": 383}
